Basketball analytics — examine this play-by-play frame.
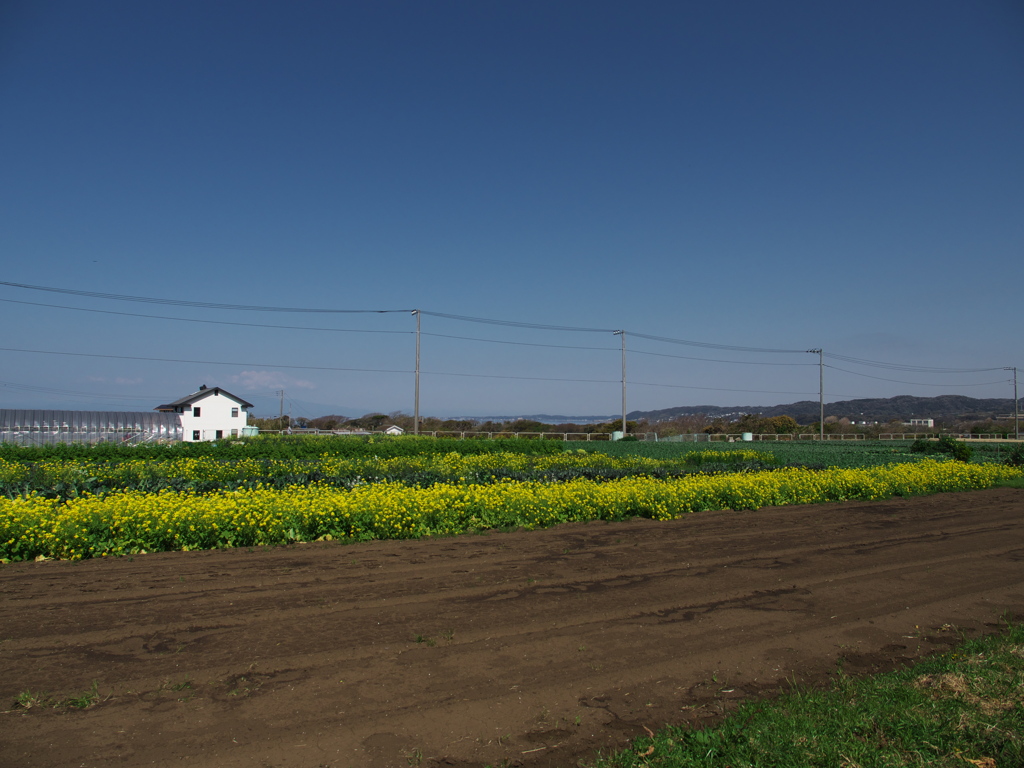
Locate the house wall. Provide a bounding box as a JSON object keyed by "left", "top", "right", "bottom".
{"left": 179, "top": 390, "right": 248, "bottom": 441}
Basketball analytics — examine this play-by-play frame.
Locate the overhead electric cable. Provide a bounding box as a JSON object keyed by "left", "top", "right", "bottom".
{"left": 420, "top": 370, "right": 821, "bottom": 396}
{"left": 823, "top": 352, "right": 1002, "bottom": 373}
{"left": 824, "top": 364, "right": 1011, "bottom": 388}
{"left": 417, "top": 310, "right": 615, "bottom": 333}
{"left": 3, "top": 281, "right": 1014, "bottom": 405}
{"left": 422, "top": 370, "right": 618, "bottom": 384}
{"left": 422, "top": 332, "right": 617, "bottom": 352}
{"left": 628, "top": 331, "right": 806, "bottom": 354}
{"left": 0, "top": 346, "right": 412, "bottom": 375}
{"left": 630, "top": 381, "right": 818, "bottom": 396}
{"left": 0, "top": 298, "right": 413, "bottom": 334}
{"left": 0, "top": 380, "right": 163, "bottom": 402}
{"left": 0, "top": 281, "right": 412, "bottom": 314}
{"left": 0, "top": 346, "right": 614, "bottom": 386}
{"left": 629, "top": 349, "right": 816, "bottom": 366}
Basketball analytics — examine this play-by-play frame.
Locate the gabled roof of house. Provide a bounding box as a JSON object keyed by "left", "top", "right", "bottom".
{"left": 155, "top": 385, "right": 254, "bottom": 411}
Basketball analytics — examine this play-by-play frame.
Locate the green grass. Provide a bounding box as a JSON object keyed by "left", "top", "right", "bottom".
{"left": 12, "top": 681, "right": 102, "bottom": 710}
{"left": 591, "top": 623, "right": 1024, "bottom": 768}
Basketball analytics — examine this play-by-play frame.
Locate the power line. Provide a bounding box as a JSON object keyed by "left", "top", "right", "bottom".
{"left": 630, "top": 380, "right": 818, "bottom": 396}
{"left": 0, "top": 281, "right": 412, "bottom": 314}
{"left": 423, "top": 370, "right": 618, "bottom": 384}
{"left": 422, "top": 331, "right": 617, "bottom": 352}
{"left": 824, "top": 364, "right": 1011, "bottom": 388}
{"left": 0, "top": 379, "right": 304, "bottom": 407}
{"left": 823, "top": 352, "right": 1003, "bottom": 373}
{"left": 629, "top": 331, "right": 807, "bottom": 354}
{"left": 630, "top": 348, "right": 816, "bottom": 366}
{"left": 420, "top": 371, "right": 825, "bottom": 398}
{"left": 418, "top": 310, "right": 615, "bottom": 333}
{"left": 0, "top": 346, "right": 413, "bottom": 375}
{"left": 0, "top": 298, "right": 816, "bottom": 360}
{"left": 13, "top": 280, "right": 1008, "bottom": 371}
{"left": 0, "top": 345, "right": 616, "bottom": 387}
{"left": 0, "top": 380, "right": 162, "bottom": 402}
{"left": 0, "top": 298, "right": 414, "bottom": 334}
{"left": 0, "top": 345, "right": 843, "bottom": 397}
{"left": 2, "top": 281, "right": 1017, "bottom": 408}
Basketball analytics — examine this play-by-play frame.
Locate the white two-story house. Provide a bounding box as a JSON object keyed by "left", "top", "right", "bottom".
{"left": 155, "top": 385, "right": 254, "bottom": 441}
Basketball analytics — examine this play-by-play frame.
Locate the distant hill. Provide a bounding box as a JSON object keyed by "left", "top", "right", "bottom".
{"left": 629, "top": 395, "right": 1018, "bottom": 424}
{"left": 465, "top": 414, "right": 616, "bottom": 425}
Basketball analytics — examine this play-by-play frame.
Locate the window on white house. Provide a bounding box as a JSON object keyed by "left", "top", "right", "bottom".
{"left": 193, "top": 406, "right": 201, "bottom": 417}
{"left": 231, "top": 407, "right": 239, "bottom": 417}
{"left": 192, "top": 430, "right": 200, "bottom": 441}
{"left": 215, "top": 430, "right": 223, "bottom": 439}
{"left": 231, "top": 429, "right": 238, "bottom": 437}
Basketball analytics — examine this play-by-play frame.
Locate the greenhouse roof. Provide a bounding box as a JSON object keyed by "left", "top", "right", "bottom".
{"left": 0, "top": 410, "right": 182, "bottom": 432}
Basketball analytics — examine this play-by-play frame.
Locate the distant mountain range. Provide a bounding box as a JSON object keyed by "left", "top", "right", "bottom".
{"left": 266, "top": 395, "right": 1017, "bottom": 426}
{"left": 628, "top": 395, "right": 1019, "bottom": 424}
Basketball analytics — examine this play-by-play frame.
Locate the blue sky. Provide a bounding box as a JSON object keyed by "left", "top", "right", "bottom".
{"left": 1, "top": 1, "right": 1022, "bottom": 420}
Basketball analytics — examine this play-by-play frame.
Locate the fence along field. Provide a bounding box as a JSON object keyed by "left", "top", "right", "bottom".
{"left": 2, "top": 436, "right": 1022, "bottom": 562}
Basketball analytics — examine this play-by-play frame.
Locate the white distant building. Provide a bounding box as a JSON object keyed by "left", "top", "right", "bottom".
{"left": 155, "top": 385, "right": 253, "bottom": 441}
{"left": 906, "top": 418, "right": 934, "bottom": 428}
{"left": 383, "top": 425, "right": 405, "bottom": 435}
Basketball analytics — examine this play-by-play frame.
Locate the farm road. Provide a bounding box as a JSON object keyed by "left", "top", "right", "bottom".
{"left": 2, "top": 488, "right": 1023, "bottom": 768}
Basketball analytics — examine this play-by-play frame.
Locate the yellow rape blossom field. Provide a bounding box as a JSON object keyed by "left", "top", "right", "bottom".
{"left": 1, "top": 458, "right": 1019, "bottom": 562}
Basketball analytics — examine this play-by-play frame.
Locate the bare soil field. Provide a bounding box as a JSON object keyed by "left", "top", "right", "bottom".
{"left": 2, "top": 488, "right": 1023, "bottom": 768}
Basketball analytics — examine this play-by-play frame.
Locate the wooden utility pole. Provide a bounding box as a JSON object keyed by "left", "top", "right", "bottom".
{"left": 614, "top": 330, "right": 626, "bottom": 436}
{"left": 1007, "top": 366, "right": 1019, "bottom": 440}
{"left": 807, "top": 349, "right": 823, "bottom": 440}
{"left": 413, "top": 310, "right": 420, "bottom": 435}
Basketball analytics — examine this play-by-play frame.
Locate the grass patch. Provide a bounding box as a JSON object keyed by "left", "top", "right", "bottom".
{"left": 593, "top": 623, "right": 1024, "bottom": 767}
{"left": 12, "top": 681, "right": 102, "bottom": 711}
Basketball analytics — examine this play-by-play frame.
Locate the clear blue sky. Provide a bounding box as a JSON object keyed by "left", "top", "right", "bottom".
{"left": 1, "top": 1, "right": 1022, "bottom": 420}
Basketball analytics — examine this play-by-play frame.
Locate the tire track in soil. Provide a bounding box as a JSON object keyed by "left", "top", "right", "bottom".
{"left": 1, "top": 488, "right": 1022, "bottom": 768}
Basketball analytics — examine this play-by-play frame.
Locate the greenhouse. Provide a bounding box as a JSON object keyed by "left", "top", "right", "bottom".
{"left": 0, "top": 410, "right": 183, "bottom": 446}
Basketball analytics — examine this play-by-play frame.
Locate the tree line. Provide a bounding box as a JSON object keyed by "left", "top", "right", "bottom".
{"left": 248, "top": 410, "right": 1020, "bottom": 437}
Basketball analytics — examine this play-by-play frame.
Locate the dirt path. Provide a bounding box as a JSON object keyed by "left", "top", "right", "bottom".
{"left": 2, "top": 488, "right": 1023, "bottom": 768}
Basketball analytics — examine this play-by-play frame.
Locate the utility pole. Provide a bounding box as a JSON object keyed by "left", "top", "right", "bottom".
{"left": 1007, "top": 366, "right": 1019, "bottom": 440}
{"left": 614, "top": 330, "right": 626, "bottom": 436}
{"left": 413, "top": 310, "right": 420, "bottom": 435}
{"left": 276, "top": 389, "right": 285, "bottom": 420}
{"left": 807, "top": 349, "right": 823, "bottom": 441}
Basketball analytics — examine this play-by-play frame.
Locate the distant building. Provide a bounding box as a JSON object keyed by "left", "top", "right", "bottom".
{"left": 383, "top": 425, "right": 405, "bottom": 436}
{"left": 155, "top": 385, "right": 254, "bottom": 441}
{"left": 906, "top": 418, "right": 935, "bottom": 428}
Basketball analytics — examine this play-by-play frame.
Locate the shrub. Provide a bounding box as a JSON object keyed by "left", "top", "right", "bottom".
{"left": 1004, "top": 443, "right": 1024, "bottom": 467}
{"left": 910, "top": 435, "right": 973, "bottom": 462}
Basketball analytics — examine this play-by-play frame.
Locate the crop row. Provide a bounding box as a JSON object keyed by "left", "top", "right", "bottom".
{"left": 588, "top": 439, "right": 1024, "bottom": 467}
{"left": 2, "top": 459, "right": 1018, "bottom": 562}
{"left": 586, "top": 440, "right": 937, "bottom": 467}
{"left": 0, "top": 449, "right": 775, "bottom": 499}
{"left": 0, "top": 435, "right": 566, "bottom": 463}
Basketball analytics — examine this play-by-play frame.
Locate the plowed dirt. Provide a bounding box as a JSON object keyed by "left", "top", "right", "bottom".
{"left": 2, "top": 488, "right": 1023, "bottom": 768}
